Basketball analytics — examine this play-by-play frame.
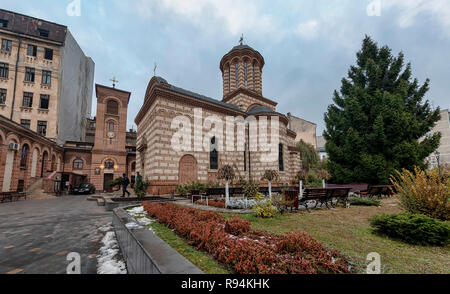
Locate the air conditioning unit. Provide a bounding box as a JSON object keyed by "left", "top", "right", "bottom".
{"left": 8, "top": 143, "right": 20, "bottom": 151}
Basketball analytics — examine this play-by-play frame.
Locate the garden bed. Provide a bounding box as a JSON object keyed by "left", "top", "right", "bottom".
{"left": 224, "top": 198, "right": 450, "bottom": 274}
{"left": 112, "top": 196, "right": 172, "bottom": 202}
{"left": 142, "top": 202, "right": 353, "bottom": 274}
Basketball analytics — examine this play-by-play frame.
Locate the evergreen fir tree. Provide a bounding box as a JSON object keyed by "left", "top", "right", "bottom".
{"left": 324, "top": 36, "right": 441, "bottom": 184}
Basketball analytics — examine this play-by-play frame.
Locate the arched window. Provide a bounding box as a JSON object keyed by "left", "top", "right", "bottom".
{"left": 235, "top": 62, "right": 239, "bottom": 89}
{"left": 105, "top": 159, "right": 115, "bottom": 169}
{"left": 210, "top": 137, "right": 218, "bottom": 170}
{"left": 244, "top": 61, "right": 248, "bottom": 88}
{"left": 73, "top": 158, "right": 83, "bottom": 169}
{"left": 279, "top": 144, "right": 284, "bottom": 171}
{"left": 108, "top": 122, "right": 115, "bottom": 132}
{"left": 252, "top": 62, "right": 256, "bottom": 90}
{"left": 106, "top": 100, "right": 119, "bottom": 115}
{"left": 20, "top": 145, "right": 29, "bottom": 168}
{"left": 228, "top": 66, "right": 231, "bottom": 92}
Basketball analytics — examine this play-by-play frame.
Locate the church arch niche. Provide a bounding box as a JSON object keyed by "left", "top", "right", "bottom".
{"left": 106, "top": 99, "right": 119, "bottom": 115}
{"left": 178, "top": 155, "right": 198, "bottom": 185}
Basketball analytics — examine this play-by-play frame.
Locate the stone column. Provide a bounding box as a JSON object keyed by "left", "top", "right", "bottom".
{"left": 0, "top": 144, "right": 7, "bottom": 192}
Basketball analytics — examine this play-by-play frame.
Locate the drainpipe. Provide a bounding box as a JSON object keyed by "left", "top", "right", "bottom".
{"left": 247, "top": 125, "right": 251, "bottom": 181}
{"left": 10, "top": 38, "right": 21, "bottom": 120}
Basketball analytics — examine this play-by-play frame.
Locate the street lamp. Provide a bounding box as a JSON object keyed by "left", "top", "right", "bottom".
{"left": 434, "top": 151, "right": 441, "bottom": 175}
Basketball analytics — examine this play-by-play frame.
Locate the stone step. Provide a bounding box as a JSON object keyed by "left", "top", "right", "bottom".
{"left": 97, "top": 198, "right": 105, "bottom": 206}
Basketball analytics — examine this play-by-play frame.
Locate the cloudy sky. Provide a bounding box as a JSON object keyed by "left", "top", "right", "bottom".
{"left": 2, "top": 0, "right": 449, "bottom": 134}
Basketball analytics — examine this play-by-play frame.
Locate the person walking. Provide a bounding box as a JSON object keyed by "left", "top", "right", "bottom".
{"left": 122, "top": 174, "right": 131, "bottom": 198}
{"left": 136, "top": 172, "right": 142, "bottom": 183}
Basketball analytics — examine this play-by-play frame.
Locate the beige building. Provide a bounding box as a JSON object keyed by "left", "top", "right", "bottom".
{"left": 287, "top": 113, "right": 317, "bottom": 148}
{"left": 427, "top": 109, "right": 450, "bottom": 168}
{"left": 0, "top": 9, "right": 94, "bottom": 145}
{"left": 135, "top": 43, "right": 303, "bottom": 195}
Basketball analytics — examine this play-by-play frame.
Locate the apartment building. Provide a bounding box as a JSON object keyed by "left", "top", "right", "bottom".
{"left": 0, "top": 9, "right": 94, "bottom": 144}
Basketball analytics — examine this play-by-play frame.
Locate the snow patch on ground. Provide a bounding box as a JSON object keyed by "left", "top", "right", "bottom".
{"left": 125, "top": 222, "right": 143, "bottom": 230}
{"left": 97, "top": 228, "right": 127, "bottom": 274}
{"left": 128, "top": 206, "right": 146, "bottom": 217}
{"left": 127, "top": 206, "right": 154, "bottom": 231}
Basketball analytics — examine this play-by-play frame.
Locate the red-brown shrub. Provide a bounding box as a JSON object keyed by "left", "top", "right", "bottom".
{"left": 225, "top": 217, "right": 251, "bottom": 236}
{"left": 142, "top": 202, "right": 352, "bottom": 274}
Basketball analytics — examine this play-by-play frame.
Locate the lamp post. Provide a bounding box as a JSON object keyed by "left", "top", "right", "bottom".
{"left": 434, "top": 151, "right": 441, "bottom": 175}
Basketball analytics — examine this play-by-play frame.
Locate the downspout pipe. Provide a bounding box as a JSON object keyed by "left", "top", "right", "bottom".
{"left": 10, "top": 38, "right": 21, "bottom": 120}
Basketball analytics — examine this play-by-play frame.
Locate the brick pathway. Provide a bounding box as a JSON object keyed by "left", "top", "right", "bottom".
{"left": 0, "top": 196, "right": 112, "bottom": 274}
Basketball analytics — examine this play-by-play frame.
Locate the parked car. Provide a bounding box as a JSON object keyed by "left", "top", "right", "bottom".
{"left": 71, "top": 184, "right": 96, "bottom": 195}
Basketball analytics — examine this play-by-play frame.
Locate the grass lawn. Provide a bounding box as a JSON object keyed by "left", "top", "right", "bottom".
{"left": 224, "top": 198, "right": 450, "bottom": 274}
{"left": 135, "top": 216, "right": 230, "bottom": 274}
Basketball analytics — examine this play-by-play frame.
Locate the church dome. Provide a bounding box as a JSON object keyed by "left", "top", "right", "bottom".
{"left": 220, "top": 40, "right": 265, "bottom": 98}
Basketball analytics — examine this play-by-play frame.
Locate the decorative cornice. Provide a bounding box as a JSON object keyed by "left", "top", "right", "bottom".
{"left": 222, "top": 88, "right": 277, "bottom": 107}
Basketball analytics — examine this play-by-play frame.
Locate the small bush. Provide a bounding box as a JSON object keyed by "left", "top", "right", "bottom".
{"left": 254, "top": 193, "right": 277, "bottom": 218}
{"left": 390, "top": 166, "right": 449, "bottom": 221}
{"left": 225, "top": 217, "right": 251, "bottom": 236}
{"left": 243, "top": 181, "right": 260, "bottom": 199}
{"left": 347, "top": 197, "right": 381, "bottom": 207}
{"left": 370, "top": 213, "right": 450, "bottom": 246}
{"left": 134, "top": 178, "right": 150, "bottom": 198}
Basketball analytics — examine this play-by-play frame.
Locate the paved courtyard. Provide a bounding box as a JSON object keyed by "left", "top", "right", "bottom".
{"left": 0, "top": 196, "right": 112, "bottom": 274}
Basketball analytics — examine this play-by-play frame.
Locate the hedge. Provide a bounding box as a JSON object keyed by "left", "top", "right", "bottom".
{"left": 370, "top": 213, "right": 450, "bottom": 246}
{"left": 143, "top": 202, "right": 352, "bottom": 274}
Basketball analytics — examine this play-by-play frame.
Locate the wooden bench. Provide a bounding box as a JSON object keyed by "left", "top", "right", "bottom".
{"left": 0, "top": 192, "right": 13, "bottom": 203}
{"left": 14, "top": 192, "right": 27, "bottom": 201}
{"left": 359, "top": 185, "right": 394, "bottom": 199}
{"left": 299, "top": 188, "right": 331, "bottom": 212}
{"left": 327, "top": 188, "right": 351, "bottom": 207}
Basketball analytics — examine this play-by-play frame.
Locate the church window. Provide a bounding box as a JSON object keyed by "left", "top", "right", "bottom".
{"left": 228, "top": 67, "right": 231, "bottom": 92}
{"left": 106, "top": 100, "right": 119, "bottom": 115}
{"left": 210, "top": 137, "right": 218, "bottom": 170}
{"left": 105, "top": 160, "right": 115, "bottom": 169}
{"left": 244, "top": 61, "right": 248, "bottom": 88}
{"left": 20, "top": 145, "right": 29, "bottom": 168}
{"left": 279, "top": 144, "right": 284, "bottom": 171}
{"left": 252, "top": 62, "right": 256, "bottom": 90}
{"left": 73, "top": 159, "right": 83, "bottom": 169}
{"left": 235, "top": 62, "right": 239, "bottom": 88}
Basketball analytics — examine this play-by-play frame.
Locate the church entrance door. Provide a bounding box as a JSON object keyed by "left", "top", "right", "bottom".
{"left": 178, "top": 155, "right": 198, "bottom": 185}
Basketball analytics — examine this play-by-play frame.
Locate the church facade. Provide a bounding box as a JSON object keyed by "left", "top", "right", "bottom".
{"left": 135, "top": 44, "right": 302, "bottom": 195}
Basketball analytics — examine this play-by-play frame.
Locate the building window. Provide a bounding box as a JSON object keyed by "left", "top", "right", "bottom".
{"left": 235, "top": 62, "right": 239, "bottom": 89}
{"left": 0, "top": 88, "right": 6, "bottom": 104}
{"left": 253, "top": 63, "right": 256, "bottom": 90}
{"left": 210, "top": 137, "right": 218, "bottom": 170}
{"left": 27, "top": 45, "right": 37, "bottom": 57}
{"left": 106, "top": 100, "right": 119, "bottom": 115}
{"left": 279, "top": 144, "right": 284, "bottom": 171}
{"left": 42, "top": 70, "right": 51, "bottom": 85}
{"left": 21, "top": 119, "right": 31, "bottom": 129}
{"left": 244, "top": 61, "right": 248, "bottom": 88}
{"left": 25, "top": 67, "right": 35, "bottom": 82}
{"left": 108, "top": 122, "right": 115, "bottom": 132}
{"left": 73, "top": 159, "right": 83, "bottom": 169}
{"left": 105, "top": 160, "right": 115, "bottom": 169}
{"left": 228, "top": 67, "right": 231, "bottom": 92}
{"left": 40, "top": 94, "right": 50, "bottom": 109}
{"left": 44, "top": 48, "right": 53, "bottom": 60}
{"left": 38, "top": 29, "right": 49, "bottom": 38}
{"left": 20, "top": 145, "right": 29, "bottom": 168}
{"left": 0, "top": 63, "right": 8, "bottom": 78}
{"left": 0, "top": 20, "right": 8, "bottom": 28}
{"left": 37, "top": 121, "right": 47, "bottom": 136}
{"left": 23, "top": 92, "right": 33, "bottom": 108}
{"left": 1, "top": 39, "right": 12, "bottom": 52}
